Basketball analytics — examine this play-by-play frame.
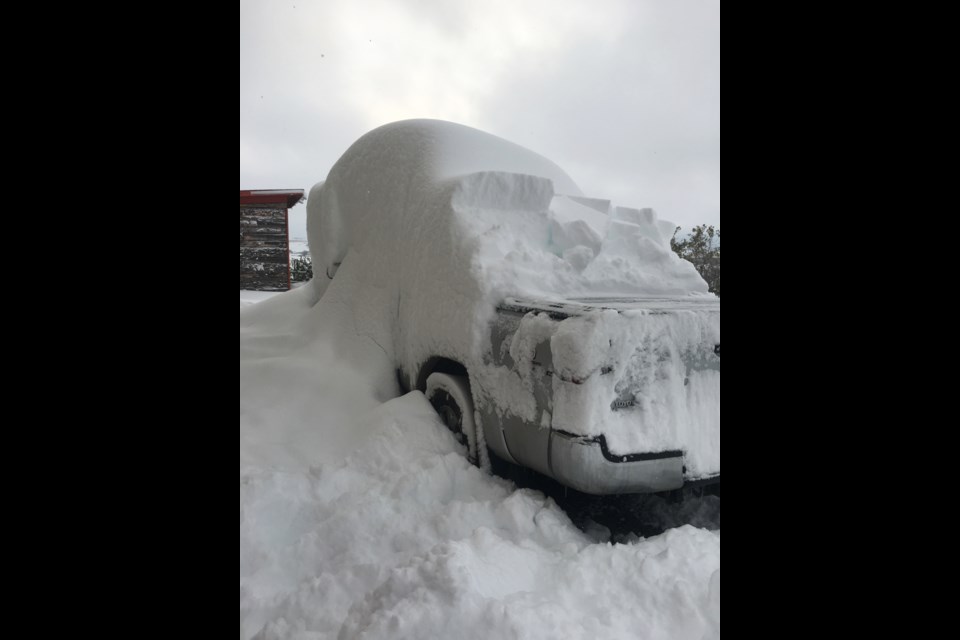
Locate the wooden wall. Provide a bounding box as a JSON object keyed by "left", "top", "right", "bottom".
{"left": 240, "top": 205, "right": 289, "bottom": 290}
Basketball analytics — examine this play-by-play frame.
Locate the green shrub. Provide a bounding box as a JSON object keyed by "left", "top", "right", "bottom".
{"left": 671, "top": 225, "right": 720, "bottom": 296}
{"left": 291, "top": 255, "right": 313, "bottom": 282}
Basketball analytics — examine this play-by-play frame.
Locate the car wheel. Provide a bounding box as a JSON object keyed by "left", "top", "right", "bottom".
{"left": 425, "top": 372, "right": 479, "bottom": 465}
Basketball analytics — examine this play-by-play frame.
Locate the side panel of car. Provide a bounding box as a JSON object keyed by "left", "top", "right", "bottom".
{"left": 484, "top": 307, "right": 555, "bottom": 475}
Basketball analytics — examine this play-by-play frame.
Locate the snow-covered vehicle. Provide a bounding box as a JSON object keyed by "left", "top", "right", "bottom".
{"left": 307, "top": 120, "right": 720, "bottom": 495}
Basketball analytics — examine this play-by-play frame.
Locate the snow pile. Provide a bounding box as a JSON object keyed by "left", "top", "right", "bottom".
{"left": 308, "top": 119, "right": 706, "bottom": 305}
{"left": 240, "top": 281, "right": 397, "bottom": 470}
{"left": 240, "top": 120, "right": 719, "bottom": 637}
{"left": 241, "top": 290, "right": 283, "bottom": 309}
{"left": 241, "top": 291, "right": 720, "bottom": 640}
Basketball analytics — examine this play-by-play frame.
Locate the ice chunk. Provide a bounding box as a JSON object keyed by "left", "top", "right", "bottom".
{"left": 612, "top": 206, "right": 668, "bottom": 247}
{"left": 450, "top": 171, "right": 554, "bottom": 212}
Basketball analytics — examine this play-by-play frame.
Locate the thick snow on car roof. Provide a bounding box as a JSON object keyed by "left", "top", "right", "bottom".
{"left": 331, "top": 118, "right": 583, "bottom": 195}
{"left": 308, "top": 119, "right": 710, "bottom": 302}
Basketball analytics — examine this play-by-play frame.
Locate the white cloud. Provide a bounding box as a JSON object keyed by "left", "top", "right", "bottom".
{"left": 240, "top": 0, "right": 719, "bottom": 235}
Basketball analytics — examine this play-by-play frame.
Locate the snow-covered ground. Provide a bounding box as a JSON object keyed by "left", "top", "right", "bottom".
{"left": 240, "top": 288, "right": 720, "bottom": 640}
{"left": 241, "top": 290, "right": 283, "bottom": 308}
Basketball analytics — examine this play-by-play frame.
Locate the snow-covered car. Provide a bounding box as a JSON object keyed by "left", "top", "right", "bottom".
{"left": 306, "top": 120, "right": 720, "bottom": 495}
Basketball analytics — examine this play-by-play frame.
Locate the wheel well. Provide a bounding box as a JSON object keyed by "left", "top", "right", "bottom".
{"left": 416, "top": 357, "right": 468, "bottom": 392}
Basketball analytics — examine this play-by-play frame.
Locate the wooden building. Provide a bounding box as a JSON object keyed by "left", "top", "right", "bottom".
{"left": 240, "top": 189, "right": 304, "bottom": 291}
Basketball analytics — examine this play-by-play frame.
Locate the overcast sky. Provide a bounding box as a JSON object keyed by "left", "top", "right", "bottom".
{"left": 240, "top": 0, "right": 719, "bottom": 239}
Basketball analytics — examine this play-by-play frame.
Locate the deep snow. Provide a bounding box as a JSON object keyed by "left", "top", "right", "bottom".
{"left": 241, "top": 119, "right": 718, "bottom": 640}
{"left": 306, "top": 120, "right": 707, "bottom": 304}
{"left": 240, "top": 289, "right": 719, "bottom": 640}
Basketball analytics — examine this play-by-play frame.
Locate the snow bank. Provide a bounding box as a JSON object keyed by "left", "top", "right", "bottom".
{"left": 240, "top": 119, "right": 720, "bottom": 638}
{"left": 240, "top": 290, "right": 283, "bottom": 309}
{"left": 241, "top": 290, "right": 719, "bottom": 639}
{"left": 240, "top": 280, "right": 397, "bottom": 471}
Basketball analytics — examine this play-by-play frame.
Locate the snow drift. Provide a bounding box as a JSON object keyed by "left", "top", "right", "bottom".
{"left": 239, "top": 119, "right": 720, "bottom": 638}
{"left": 240, "top": 287, "right": 720, "bottom": 640}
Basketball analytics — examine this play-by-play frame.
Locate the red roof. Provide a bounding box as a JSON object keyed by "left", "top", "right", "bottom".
{"left": 239, "top": 189, "right": 304, "bottom": 208}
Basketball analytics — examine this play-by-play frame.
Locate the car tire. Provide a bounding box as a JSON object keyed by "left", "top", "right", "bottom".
{"left": 425, "top": 372, "right": 479, "bottom": 466}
